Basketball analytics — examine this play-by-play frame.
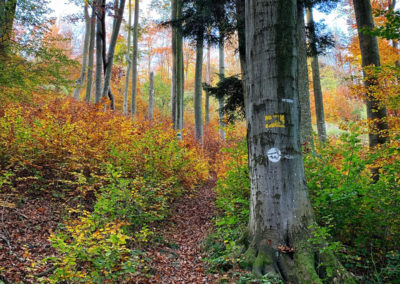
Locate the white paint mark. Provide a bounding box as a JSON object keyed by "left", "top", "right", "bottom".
{"left": 282, "top": 98, "right": 294, "bottom": 103}
{"left": 267, "top": 148, "right": 281, "bottom": 163}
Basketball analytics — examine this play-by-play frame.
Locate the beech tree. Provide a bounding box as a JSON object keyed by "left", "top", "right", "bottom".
{"left": 244, "top": 0, "right": 354, "bottom": 281}
{"left": 85, "top": 4, "right": 96, "bottom": 102}
{"left": 123, "top": 0, "right": 132, "bottom": 114}
{"left": 130, "top": 0, "right": 139, "bottom": 115}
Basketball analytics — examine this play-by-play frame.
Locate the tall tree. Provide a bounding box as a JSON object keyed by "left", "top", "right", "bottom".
{"left": 306, "top": 6, "right": 327, "bottom": 143}
{"left": 94, "top": 0, "right": 105, "bottom": 103}
{"left": 123, "top": 0, "right": 132, "bottom": 114}
{"left": 205, "top": 41, "right": 211, "bottom": 124}
{"left": 85, "top": 4, "right": 96, "bottom": 102}
{"left": 244, "top": 0, "right": 354, "bottom": 281}
{"left": 131, "top": 0, "right": 139, "bottom": 115}
{"left": 176, "top": 0, "right": 184, "bottom": 132}
{"left": 73, "top": 2, "right": 91, "bottom": 100}
{"left": 194, "top": 34, "right": 204, "bottom": 142}
{"left": 352, "top": 0, "right": 389, "bottom": 148}
{"left": 218, "top": 35, "right": 225, "bottom": 139}
{"left": 171, "top": 0, "right": 177, "bottom": 126}
{"left": 148, "top": 71, "right": 154, "bottom": 119}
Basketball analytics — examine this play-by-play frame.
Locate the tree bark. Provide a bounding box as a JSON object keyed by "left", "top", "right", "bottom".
{"left": 176, "top": 0, "right": 184, "bottom": 133}
{"left": 85, "top": 4, "right": 96, "bottom": 103}
{"left": 171, "top": 0, "right": 177, "bottom": 127}
{"left": 298, "top": 4, "right": 313, "bottom": 147}
{"left": 194, "top": 36, "right": 203, "bottom": 142}
{"left": 73, "top": 3, "right": 91, "bottom": 100}
{"left": 0, "top": 0, "right": 17, "bottom": 58}
{"left": 205, "top": 41, "right": 211, "bottom": 125}
{"left": 352, "top": 0, "right": 388, "bottom": 148}
{"left": 306, "top": 7, "right": 327, "bottom": 143}
{"left": 94, "top": 0, "right": 105, "bottom": 103}
{"left": 131, "top": 0, "right": 139, "bottom": 115}
{"left": 244, "top": 0, "right": 354, "bottom": 282}
{"left": 123, "top": 0, "right": 132, "bottom": 114}
{"left": 148, "top": 71, "right": 154, "bottom": 119}
{"left": 218, "top": 35, "right": 225, "bottom": 140}
{"left": 102, "top": 0, "right": 126, "bottom": 110}
{"left": 236, "top": 0, "right": 247, "bottom": 119}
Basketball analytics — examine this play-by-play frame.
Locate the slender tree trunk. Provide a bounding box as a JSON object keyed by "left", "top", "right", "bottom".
{"left": 218, "top": 35, "right": 225, "bottom": 140}
{"left": 131, "top": 0, "right": 139, "bottom": 115}
{"left": 171, "top": 0, "right": 177, "bottom": 127}
{"left": 85, "top": 4, "right": 96, "bottom": 102}
{"left": 236, "top": 0, "right": 247, "bottom": 119}
{"left": 306, "top": 7, "right": 327, "bottom": 143}
{"left": 353, "top": 0, "right": 389, "bottom": 148}
{"left": 298, "top": 4, "right": 313, "bottom": 147}
{"left": 0, "top": 0, "right": 17, "bottom": 58}
{"left": 244, "top": 0, "right": 354, "bottom": 282}
{"left": 148, "top": 71, "right": 154, "bottom": 119}
{"left": 176, "top": 0, "right": 184, "bottom": 133}
{"left": 102, "top": 0, "right": 126, "bottom": 110}
{"left": 123, "top": 0, "right": 132, "bottom": 114}
{"left": 205, "top": 41, "right": 211, "bottom": 125}
{"left": 94, "top": 0, "right": 105, "bottom": 103}
{"left": 194, "top": 36, "right": 203, "bottom": 142}
{"left": 73, "top": 3, "right": 91, "bottom": 100}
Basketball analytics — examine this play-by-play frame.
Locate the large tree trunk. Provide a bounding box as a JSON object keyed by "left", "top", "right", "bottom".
{"left": 130, "top": 0, "right": 139, "bottom": 115}
{"left": 218, "top": 35, "right": 225, "bottom": 140}
{"left": 94, "top": 0, "right": 105, "bottom": 103}
{"left": 102, "top": 0, "right": 126, "bottom": 110}
{"left": 306, "top": 7, "right": 327, "bottom": 143}
{"left": 352, "top": 0, "right": 388, "bottom": 148}
{"left": 0, "top": 0, "right": 17, "bottom": 58}
{"left": 205, "top": 41, "right": 211, "bottom": 125}
{"left": 244, "top": 0, "right": 354, "bottom": 282}
{"left": 298, "top": 4, "right": 313, "bottom": 147}
{"left": 73, "top": 3, "right": 91, "bottom": 100}
{"left": 148, "top": 71, "right": 154, "bottom": 119}
{"left": 194, "top": 36, "right": 203, "bottom": 142}
{"left": 85, "top": 4, "right": 96, "bottom": 103}
{"left": 123, "top": 0, "right": 132, "bottom": 114}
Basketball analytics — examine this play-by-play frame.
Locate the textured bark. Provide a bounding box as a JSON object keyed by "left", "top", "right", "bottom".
{"left": 218, "top": 36, "right": 225, "bottom": 140}
{"left": 148, "top": 71, "right": 154, "bottom": 119}
{"left": 131, "top": 0, "right": 139, "bottom": 115}
{"left": 244, "top": 0, "right": 354, "bottom": 282}
{"left": 298, "top": 4, "right": 313, "bottom": 147}
{"left": 306, "top": 7, "right": 326, "bottom": 143}
{"left": 0, "top": 0, "right": 17, "bottom": 57}
{"left": 85, "top": 5, "right": 96, "bottom": 102}
{"left": 205, "top": 42, "right": 211, "bottom": 125}
{"left": 171, "top": 0, "right": 177, "bottom": 127}
{"left": 194, "top": 36, "right": 203, "bottom": 142}
{"left": 123, "top": 0, "right": 132, "bottom": 114}
{"left": 353, "top": 0, "right": 388, "bottom": 148}
{"left": 102, "top": 0, "right": 126, "bottom": 110}
{"left": 73, "top": 3, "right": 91, "bottom": 100}
{"left": 176, "top": 0, "right": 184, "bottom": 132}
{"left": 94, "top": 0, "right": 105, "bottom": 103}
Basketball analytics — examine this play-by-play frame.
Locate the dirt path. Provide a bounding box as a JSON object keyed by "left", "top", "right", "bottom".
{"left": 145, "top": 177, "right": 219, "bottom": 283}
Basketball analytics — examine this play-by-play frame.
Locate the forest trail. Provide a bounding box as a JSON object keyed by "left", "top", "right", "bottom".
{"left": 144, "top": 176, "right": 219, "bottom": 283}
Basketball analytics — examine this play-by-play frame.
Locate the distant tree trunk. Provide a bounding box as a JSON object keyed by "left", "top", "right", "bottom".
{"left": 236, "top": 0, "right": 247, "bottom": 118}
{"left": 194, "top": 35, "right": 203, "bottom": 142}
{"left": 171, "top": 0, "right": 177, "bottom": 126}
{"left": 102, "top": 0, "right": 126, "bottom": 110}
{"left": 244, "top": 0, "right": 355, "bottom": 281}
{"left": 306, "top": 7, "right": 327, "bottom": 143}
{"left": 389, "top": 0, "right": 397, "bottom": 49}
{"left": 85, "top": 4, "right": 96, "bottom": 102}
{"left": 218, "top": 35, "right": 225, "bottom": 140}
{"left": 205, "top": 41, "right": 211, "bottom": 125}
{"left": 298, "top": 4, "right": 313, "bottom": 147}
{"left": 73, "top": 3, "right": 91, "bottom": 100}
{"left": 353, "top": 0, "right": 389, "bottom": 148}
{"left": 176, "top": 0, "right": 184, "bottom": 133}
{"left": 148, "top": 71, "right": 154, "bottom": 119}
{"left": 131, "top": 0, "right": 139, "bottom": 115}
{"left": 94, "top": 0, "right": 105, "bottom": 103}
{"left": 0, "top": 0, "right": 17, "bottom": 58}
{"left": 123, "top": 0, "right": 132, "bottom": 114}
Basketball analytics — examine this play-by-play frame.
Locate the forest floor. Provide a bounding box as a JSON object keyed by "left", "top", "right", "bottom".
{"left": 133, "top": 176, "right": 220, "bottom": 283}
{"left": 0, "top": 176, "right": 222, "bottom": 283}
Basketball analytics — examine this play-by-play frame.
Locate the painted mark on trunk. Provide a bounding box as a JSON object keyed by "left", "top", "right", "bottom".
{"left": 267, "top": 148, "right": 281, "bottom": 163}
{"left": 265, "top": 114, "right": 285, "bottom": 128}
{"left": 282, "top": 98, "right": 294, "bottom": 103}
